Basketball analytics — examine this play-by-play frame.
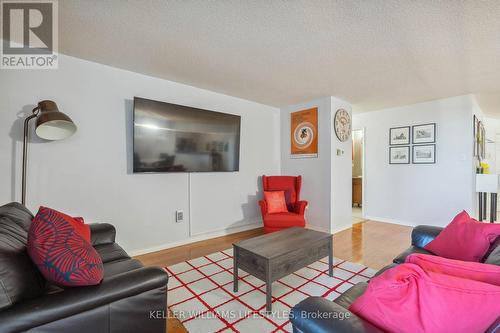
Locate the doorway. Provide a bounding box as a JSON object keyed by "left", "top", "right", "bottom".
{"left": 352, "top": 129, "right": 365, "bottom": 223}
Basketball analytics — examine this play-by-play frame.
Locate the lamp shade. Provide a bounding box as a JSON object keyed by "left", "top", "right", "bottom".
{"left": 34, "top": 100, "right": 77, "bottom": 140}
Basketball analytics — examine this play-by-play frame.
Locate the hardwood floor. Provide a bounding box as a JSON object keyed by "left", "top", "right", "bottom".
{"left": 136, "top": 220, "right": 411, "bottom": 270}
{"left": 135, "top": 227, "right": 264, "bottom": 267}
{"left": 333, "top": 220, "right": 412, "bottom": 269}
{"left": 135, "top": 220, "right": 412, "bottom": 333}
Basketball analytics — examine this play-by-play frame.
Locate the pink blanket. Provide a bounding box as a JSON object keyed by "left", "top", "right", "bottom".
{"left": 405, "top": 253, "right": 500, "bottom": 286}
{"left": 349, "top": 262, "right": 500, "bottom": 333}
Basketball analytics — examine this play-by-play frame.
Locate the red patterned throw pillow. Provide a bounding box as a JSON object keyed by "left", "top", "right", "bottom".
{"left": 27, "top": 207, "right": 103, "bottom": 287}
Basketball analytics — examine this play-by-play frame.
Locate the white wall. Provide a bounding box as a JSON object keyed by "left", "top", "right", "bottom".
{"left": 280, "top": 97, "right": 332, "bottom": 232}
{"left": 1, "top": 49, "right": 482, "bottom": 257}
{"left": 483, "top": 117, "right": 500, "bottom": 174}
{"left": 0, "top": 53, "right": 280, "bottom": 254}
{"left": 353, "top": 95, "right": 477, "bottom": 227}
{"left": 280, "top": 97, "right": 352, "bottom": 233}
{"left": 329, "top": 97, "right": 353, "bottom": 233}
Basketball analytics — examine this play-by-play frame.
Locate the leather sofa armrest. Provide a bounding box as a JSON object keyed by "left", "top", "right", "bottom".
{"left": 411, "top": 225, "right": 443, "bottom": 248}
{"left": 90, "top": 223, "right": 116, "bottom": 246}
{"left": 373, "top": 263, "right": 398, "bottom": 277}
{"left": 0, "top": 267, "right": 168, "bottom": 333}
{"left": 258, "top": 200, "right": 268, "bottom": 217}
{"left": 290, "top": 296, "right": 384, "bottom": 333}
{"left": 295, "top": 200, "right": 308, "bottom": 215}
{"left": 486, "top": 316, "right": 500, "bottom": 333}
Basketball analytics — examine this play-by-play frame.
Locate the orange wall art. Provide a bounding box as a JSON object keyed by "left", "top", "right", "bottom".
{"left": 290, "top": 107, "right": 318, "bottom": 157}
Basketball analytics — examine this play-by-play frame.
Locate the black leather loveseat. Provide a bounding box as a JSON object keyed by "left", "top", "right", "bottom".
{"left": 0, "top": 202, "right": 168, "bottom": 333}
{"left": 290, "top": 225, "right": 500, "bottom": 333}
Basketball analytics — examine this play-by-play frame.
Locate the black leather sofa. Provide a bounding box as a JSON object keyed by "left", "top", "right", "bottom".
{"left": 290, "top": 225, "right": 500, "bottom": 333}
{"left": 0, "top": 202, "right": 169, "bottom": 333}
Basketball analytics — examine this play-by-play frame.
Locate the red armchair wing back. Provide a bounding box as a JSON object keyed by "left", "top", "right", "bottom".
{"left": 262, "top": 175, "right": 302, "bottom": 212}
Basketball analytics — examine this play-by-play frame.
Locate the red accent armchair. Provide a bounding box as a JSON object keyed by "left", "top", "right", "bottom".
{"left": 259, "top": 175, "right": 308, "bottom": 233}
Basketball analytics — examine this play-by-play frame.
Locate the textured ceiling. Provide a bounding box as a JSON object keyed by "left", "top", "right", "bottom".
{"left": 58, "top": 0, "right": 500, "bottom": 114}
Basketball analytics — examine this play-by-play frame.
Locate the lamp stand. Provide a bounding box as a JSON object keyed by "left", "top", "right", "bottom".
{"left": 21, "top": 107, "right": 40, "bottom": 206}
{"left": 478, "top": 192, "right": 497, "bottom": 223}
{"left": 490, "top": 193, "right": 497, "bottom": 223}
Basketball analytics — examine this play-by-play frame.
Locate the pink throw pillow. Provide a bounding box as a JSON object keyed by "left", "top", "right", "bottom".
{"left": 424, "top": 210, "right": 500, "bottom": 262}
{"left": 349, "top": 263, "right": 500, "bottom": 333}
{"left": 264, "top": 191, "right": 288, "bottom": 214}
{"left": 405, "top": 253, "right": 500, "bottom": 286}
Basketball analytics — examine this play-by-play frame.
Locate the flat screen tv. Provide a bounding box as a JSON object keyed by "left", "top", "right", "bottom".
{"left": 133, "top": 97, "right": 241, "bottom": 173}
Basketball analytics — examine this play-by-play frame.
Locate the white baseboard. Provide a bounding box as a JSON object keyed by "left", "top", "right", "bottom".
{"left": 306, "top": 223, "right": 352, "bottom": 235}
{"left": 305, "top": 223, "right": 331, "bottom": 233}
{"left": 132, "top": 217, "right": 409, "bottom": 257}
{"left": 331, "top": 224, "right": 354, "bottom": 235}
{"left": 130, "top": 221, "right": 262, "bottom": 257}
{"left": 364, "top": 215, "right": 417, "bottom": 228}
{"left": 189, "top": 219, "right": 260, "bottom": 238}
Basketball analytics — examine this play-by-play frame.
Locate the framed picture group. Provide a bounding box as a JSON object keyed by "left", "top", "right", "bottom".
{"left": 389, "top": 123, "right": 436, "bottom": 164}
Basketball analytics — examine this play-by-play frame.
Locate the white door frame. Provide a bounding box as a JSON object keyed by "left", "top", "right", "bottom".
{"left": 352, "top": 127, "right": 366, "bottom": 218}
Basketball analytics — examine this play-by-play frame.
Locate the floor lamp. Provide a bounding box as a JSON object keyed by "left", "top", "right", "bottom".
{"left": 22, "top": 100, "right": 77, "bottom": 205}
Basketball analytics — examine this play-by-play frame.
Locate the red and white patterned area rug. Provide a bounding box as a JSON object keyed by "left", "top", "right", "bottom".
{"left": 165, "top": 248, "right": 376, "bottom": 333}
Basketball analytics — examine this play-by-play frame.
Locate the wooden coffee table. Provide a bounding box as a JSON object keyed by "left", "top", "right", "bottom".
{"left": 233, "top": 227, "right": 333, "bottom": 312}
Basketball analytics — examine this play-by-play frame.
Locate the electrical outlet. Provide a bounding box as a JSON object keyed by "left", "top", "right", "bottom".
{"left": 175, "top": 210, "right": 184, "bottom": 223}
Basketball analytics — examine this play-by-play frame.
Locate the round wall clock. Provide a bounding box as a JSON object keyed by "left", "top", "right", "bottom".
{"left": 334, "top": 108, "right": 351, "bottom": 142}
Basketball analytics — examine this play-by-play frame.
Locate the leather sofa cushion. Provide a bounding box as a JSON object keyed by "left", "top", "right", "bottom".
{"left": 0, "top": 267, "right": 168, "bottom": 333}
{"left": 0, "top": 204, "right": 45, "bottom": 310}
{"left": 484, "top": 238, "right": 500, "bottom": 265}
{"left": 334, "top": 282, "right": 368, "bottom": 309}
{"left": 90, "top": 223, "right": 116, "bottom": 246}
{"left": 411, "top": 225, "right": 443, "bottom": 248}
{"left": 486, "top": 317, "right": 500, "bottom": 333}
{"left": 484, "top": 244, "right": 500, "bottom": 265}
{"left": 94, "top": 243, "right": 130, "bottom": 263}
{"left": 374, "top": 263, "right": 398, "bottom": 277}
{"left": 0, "top": 202, "right": 33, "bottom": 232}
{"left": 291, "top": 295, "right": 384, "bottom": 333}
{"left": 393, "top": 246, "right": 433, "bottom": 264}
{"left": 103, "top": 259, "right": 143, "bottom": 278}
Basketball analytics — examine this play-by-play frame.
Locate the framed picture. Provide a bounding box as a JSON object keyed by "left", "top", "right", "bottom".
{"left": 413, "top": 144, "right": 436, "bottom": 164}
{"left": 389, "top": 126, "right": 410, "bottom": 145}
{"left": 290, "top": 107, "right": 318, "bottom": 158}
{"left": 412, "top": 123, "right": 436, "bottom": 144}
{"left": 389, "top": 146, "right": 410, "bottom": 164}
{"left": 480, "top": 121, "right": 486, "bottom": 159}
{"left": 473, "top": 115, "right": 479, "bottom": 157}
